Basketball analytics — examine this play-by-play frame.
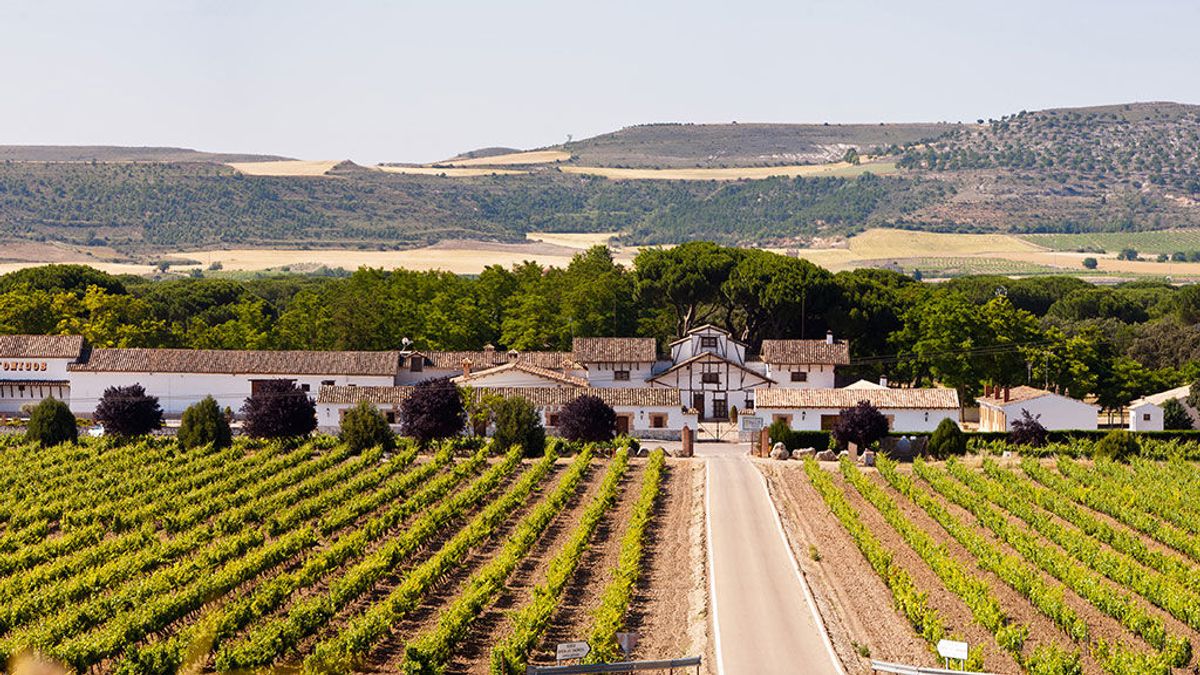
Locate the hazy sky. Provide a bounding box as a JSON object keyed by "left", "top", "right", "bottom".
{"left": 2, "top": 0, "right": 1196, "bottom": 164}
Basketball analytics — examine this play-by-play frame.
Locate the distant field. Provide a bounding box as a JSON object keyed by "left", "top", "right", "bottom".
{"left": 869, "top": 256, "right": 1072, "bottom": 278}
{"left": 559, "top": 161, "right": 898, "bottom": 181}
{"left": 226, "top": 160, "right": 342, "bottom": 176}
{"left": 525, "top": 231, "right": 619, "bottom": 248}
{"left": 843, "top": 228, "right": 1040, "bottom": 258}
{"left": 376, "top": 166, "right": 528, "bottom": 177}
{"left": 1021, "top": 230, "right": 1200, "bottom": 254}
{"left": 440, "top": 150, "right": 572, "bottom": 167}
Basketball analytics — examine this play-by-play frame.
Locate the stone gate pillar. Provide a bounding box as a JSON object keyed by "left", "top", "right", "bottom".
{"left": 681, "top": 425, "right": 694, "bottom": 458}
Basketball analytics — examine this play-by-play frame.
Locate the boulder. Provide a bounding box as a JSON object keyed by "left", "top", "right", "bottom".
{"left": 838, "top": 450, "right": 849, "bottom": 460}
{"left": 862, "top": 451, "right": 876, "bottom": 467}
{"left": 815, "top": 449, "right": 837, "bottom": 462}
{"left": 791, "top": 447, "right": 816, "bottom": 460}
{"left": 769, "top": 443, "right": 791, "bottom": 460}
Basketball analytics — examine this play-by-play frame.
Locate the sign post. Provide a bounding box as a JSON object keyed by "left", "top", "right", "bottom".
{"left": 936, "top": 639, "right": 969, "bottom": 670}
{"left": 555, "top": 641, "right": 590, "bottom": 665}
{"left": 616, "top": 632, "right": 639, "bottom": 660}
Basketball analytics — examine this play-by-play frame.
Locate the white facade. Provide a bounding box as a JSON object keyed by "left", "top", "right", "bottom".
{"left": 0, "top": 336, "right": 86, "bottom": 415}
{"left": 978, "top": 386, "right": 1099, "bottom": 432}
{"left": 1128, "top": 401, "right": 1163, "bottom": 432}
{"left": 763, "top": 406, "right": 955, "bottom": 433}
{"left": 763, "top": 363, "right": 837, "bottom": 389}
{"left": 755, "top": 387, "right": 960, "bottom": 433}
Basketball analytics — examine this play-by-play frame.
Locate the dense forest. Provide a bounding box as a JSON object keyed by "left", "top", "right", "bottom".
{"left": 3, "top": 247, "right": 1199, "bottom": 414}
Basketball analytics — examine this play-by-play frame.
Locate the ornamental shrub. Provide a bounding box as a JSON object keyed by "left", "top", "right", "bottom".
{"left": 339, "top": 399, "right": 395, "bottom": 454}
{"left": 1163, "top": 398, "right": 1194, "bottom": 430}
{"left": 927, "top": 418, "right": 966, "bottom": 459}
{"left": 178, "top": 395, "right": 232, "bottom": 449}
{"left": 1093, "top": 429, "right": 1140, "bottom": 461}
{"left": 490, "top": 396, "right": 545, "bottom": 457}
{"left": 93, "top": 384, "right": 163, "bottom": 437}
{"left": 400, "top": 377, "right": 465, "bottom": 444}
{"left": 557, "top": 394, "right": 616, "bottom": 444}
{"left": 26, "top": 397, "right": 77, "bottom": 447}
{"left": 832, "top": 400, "right": 889, "bottom": 450}
{"left": 240, "top": 379, "right": 316, "bottom": 439}
{"left": 1008, "top": 409, "right": 1047, "bottom": 447}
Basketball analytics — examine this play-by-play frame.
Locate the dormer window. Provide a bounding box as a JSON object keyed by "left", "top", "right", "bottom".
{"left": 613, "top": 370, "right": 630, "bottom": 381}
{"left": 410, "top": 357, "right": 423, "bottom": 372}
{"left": 700, "top": 336, "right": 718, "bottom": 349}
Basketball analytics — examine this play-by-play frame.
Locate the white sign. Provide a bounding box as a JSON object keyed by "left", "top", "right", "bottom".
{"left": 556, "top": 641, "right": 590, "bottom": 661}
{"left": 936, "top": 639, "right": 969, "bottom": 661}
{"left": 616, "top": 631, "right": 640, "bottom": 657}
{"left": 741, "top": 416, "right": 763, "bottom": 432}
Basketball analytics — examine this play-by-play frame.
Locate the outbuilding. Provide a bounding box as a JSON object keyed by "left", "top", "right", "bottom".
{"left": 754, "top": 387, "right": 960, "bottom": 433}
{"left": 977, "top": 385, "right": 1098, "bottom": 432}
{"left": 1127, "top": 385, "right": 1195, "bottom": 432}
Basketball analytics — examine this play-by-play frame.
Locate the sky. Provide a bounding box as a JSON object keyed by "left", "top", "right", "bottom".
{"left": 1, "top": 0, "right": 1197, "bottom": 164}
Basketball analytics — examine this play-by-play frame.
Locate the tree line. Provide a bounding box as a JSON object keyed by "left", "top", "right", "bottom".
{"left": 3, "top": 246, "right": 1200, "bottom": 412}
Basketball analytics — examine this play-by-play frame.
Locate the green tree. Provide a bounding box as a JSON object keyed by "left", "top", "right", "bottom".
{"left": 927, "top": 418, "right": 966, "bottom": 459}
{"left": 25, "top": 397, "right": 77, "bottom": 447}
{"left": 1162, "top": 398, "right": 1193, "bottom": 430}
{"left": 490, "top": 396, "right": 546, "bottom": 457}
{"left": 1082, "top": 257, "right": 1098, "bottom": 270}
{"left": 1094, "top": 429, "right": 1139, "bottom": 461}
{"left": 340, "top": 400, "right": 396, "bottom": 454}
{"left": 177, "top": 395, "right": 233, "bottom": 449}
{"left": 634, "top": 242, "right": 740, "bottom": 336}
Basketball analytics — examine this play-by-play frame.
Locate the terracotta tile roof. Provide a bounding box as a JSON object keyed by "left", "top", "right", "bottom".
{"left": 977, "top": 386, "right": 1061, "bottom": 407}
{"left": 453, "top": 361, "right": 589, "bottom": 387}
{"left": 755, "top": 387, "right": 960, "bottom": 410}
{"left": 70, "top": 348, "right": 401, "bottom": 376}
{"left": 571, "top": 337, "right": 658, "bottom": 363}
{"left": 0, "top": 334, "right": 86, "bottom": 359}
{"left": 420, "top": 350, "right": 577, "bottom": 370}
{"left": 317, "top": 385, "right": 681, "bottom": 408}
{"left": 760, "top": 339, "right": 851, "bottom": 365}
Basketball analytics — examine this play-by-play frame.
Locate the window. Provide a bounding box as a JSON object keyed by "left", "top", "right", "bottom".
{"left": 548, "top": 414, "right": 560, "bottom": 427}
{"left": 701, "top": 372, "right": 720, "bottom": 384}
{"left": 300, "top": 383, "right": 311, "bottom": 393}
{"left": 613, "top": 370, "right": 630, "bottom": 381}
{"left": 650, "top": 414, "right": 667, "bottom": 429}
{"left": 386, "top": 411, "right": 396, "bottom": 424}
{"left": 1143, "top": 413, "right": 1152, "bottom": 421}
{"left": 700, "top": 336, "right": 718, "bottom": 348}
{"left": 321, "top": 379, "right": 335, "bottom": 386}
{"left": 410, "top": 357, "right": 424, "bottom": 372}
{"left": 790, "top": 371, "right": 807, "bottom": 382}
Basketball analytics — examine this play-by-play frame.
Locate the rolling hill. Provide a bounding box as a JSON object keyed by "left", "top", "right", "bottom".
{"left": 0, "top": 102, "right": 1197, "bottom": 257}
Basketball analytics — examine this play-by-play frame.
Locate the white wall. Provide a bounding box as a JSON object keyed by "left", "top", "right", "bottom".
{"left": 1129, "top": 402, "right": 1164, "bottom": 432}
{"left": 71, "top": 371, "right": 395, "bottom": 417}
{"left": 582, "top": 363, "right": 654, "bottom": 387}
{"left": 0, "top": 356, "right": 75, "bottom": 382}
{"left": 763, "top": 406, "right": 957, "bottom": 433}
{"left": 763, "top": 364, "right": 837, "bottom": 389}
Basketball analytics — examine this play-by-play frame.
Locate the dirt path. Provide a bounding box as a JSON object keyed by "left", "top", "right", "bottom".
{"left": 698, "top": 444, "right": 844, "bottom": 675}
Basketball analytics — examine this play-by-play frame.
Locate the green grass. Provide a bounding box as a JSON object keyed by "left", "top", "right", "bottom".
{"left": 1021, "top": 230, "right": 1200, "bottom": 255}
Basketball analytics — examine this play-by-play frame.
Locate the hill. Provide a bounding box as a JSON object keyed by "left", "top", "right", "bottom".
{"left": 557, "top": 121, "right": 957, "bottom": 168}
{"left": 0, "top": 145, "right": 289, "bottom": 163}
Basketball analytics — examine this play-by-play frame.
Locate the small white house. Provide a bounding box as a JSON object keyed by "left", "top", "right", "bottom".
{"left": 977, "top": 385, "right": 1098, "bottom": 432}
{"left": 571, "top": 337, "right": 659, "bottom": 387}
{"left": 759, "top": 333, "right": 850, "bottom": 389}
{"left": 1127, "top": 385, "right": 1195, "bottom": 431}
{"left": 0, "top": 335, "right": 85, "bottom": 414}
{"left": 755, "top": 387, "right": 960, "bottom": 433}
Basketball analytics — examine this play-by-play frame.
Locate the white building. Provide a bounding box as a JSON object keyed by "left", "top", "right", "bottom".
{"left": 755, "top": 387, "right": 960, "bottom": 433}
{"left": 571, "top": 337, "right": 659, "bottom": 387}
{"left": 977, "top": 385, "right": 1098, "bottom": 432}
{"left": 1127, "top": 385, "right": 1196, "bottom": 431}
{"left": 760, "top": 334, "right": 849, "bottom": 389}
{"left": 395, "top": 346, "right": 579, "bottom": 385}
{"left": 0, "top": 335, "right": 85, "bottom": 415}
{"left": 68, "top": 348, "right": 401, "bottom": 417}
{"left": 316, "top": 384, "right": 693, "bottom": 440}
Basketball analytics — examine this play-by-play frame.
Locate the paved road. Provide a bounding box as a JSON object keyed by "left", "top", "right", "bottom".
{"left": 697, "top": 442, "right": 844, "bottom": 675}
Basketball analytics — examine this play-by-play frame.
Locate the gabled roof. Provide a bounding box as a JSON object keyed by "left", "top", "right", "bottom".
{"left": 317, "top": 384, "right": 681, "bottom": 408}
{"left": 0, "top": 334, "right": 86, "bottom": 360}
{"left": 415, "top": 350, "right": 578, "bottom": 370}
{"left": 649, "top": 351, "right": 774, "bottom": 385}
{"left": 977, "top": 385, "right": 1095, "bottom": 409}
{"left": 668, "top": 324, "right": 747, "bottom": 347}
{"left": 571, "top": 337, "right": 657, "bottom": 363}
{"left": 1129, "top": 384, "right": 1190, "bottom": 408}
{"left": 452, "top": 361, "right": 588, "bottom": 387}
{"left": 755, "top": 387, "right": 960, "bottom": 410}
{"left": 760, "top": 339, "right": 850, "bottom": 365}
{"left": 845, "top": 379, "right": 887, "bottom": 390}
{"left": 70, "top": 348, "right": 401, "bottom": 376}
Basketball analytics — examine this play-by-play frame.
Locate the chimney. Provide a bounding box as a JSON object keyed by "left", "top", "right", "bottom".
{"left": 1003, "top": 386, "right": 1010, "bottom": 402}
{"left": 825, "top": 330, "right": 834, "bottom": 345}
{"left": 984, "top": 384, "right": 992, "bottom": 398}
{"left": 484, "top": 344, "right": 495, "bottom": 354}
{"left": 461, "top": 358, "right": 472, "bottom": 378}
{"left": 879, "top": 375, "right": 888, "bottom": 388}
{"left": 507, "top": 349, "right": 519, "bottom": 362}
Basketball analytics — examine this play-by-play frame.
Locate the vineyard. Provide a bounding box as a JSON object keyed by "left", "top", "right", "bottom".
{"left": 0, "top": 434, "right": 689, "bottom": 674}
{"left": 763, "top": 454, "right": 1200, "bottom": 675}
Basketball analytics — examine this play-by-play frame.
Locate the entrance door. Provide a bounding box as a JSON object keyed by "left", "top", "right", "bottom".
{"left": 712, "top": 397, "right": 727, "bottom": 420}
{"left": 692, "top": 393, "right": 705, "bottom": 415}
{"left": 616, "top": 415, "right": 630, "bottom": 435}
